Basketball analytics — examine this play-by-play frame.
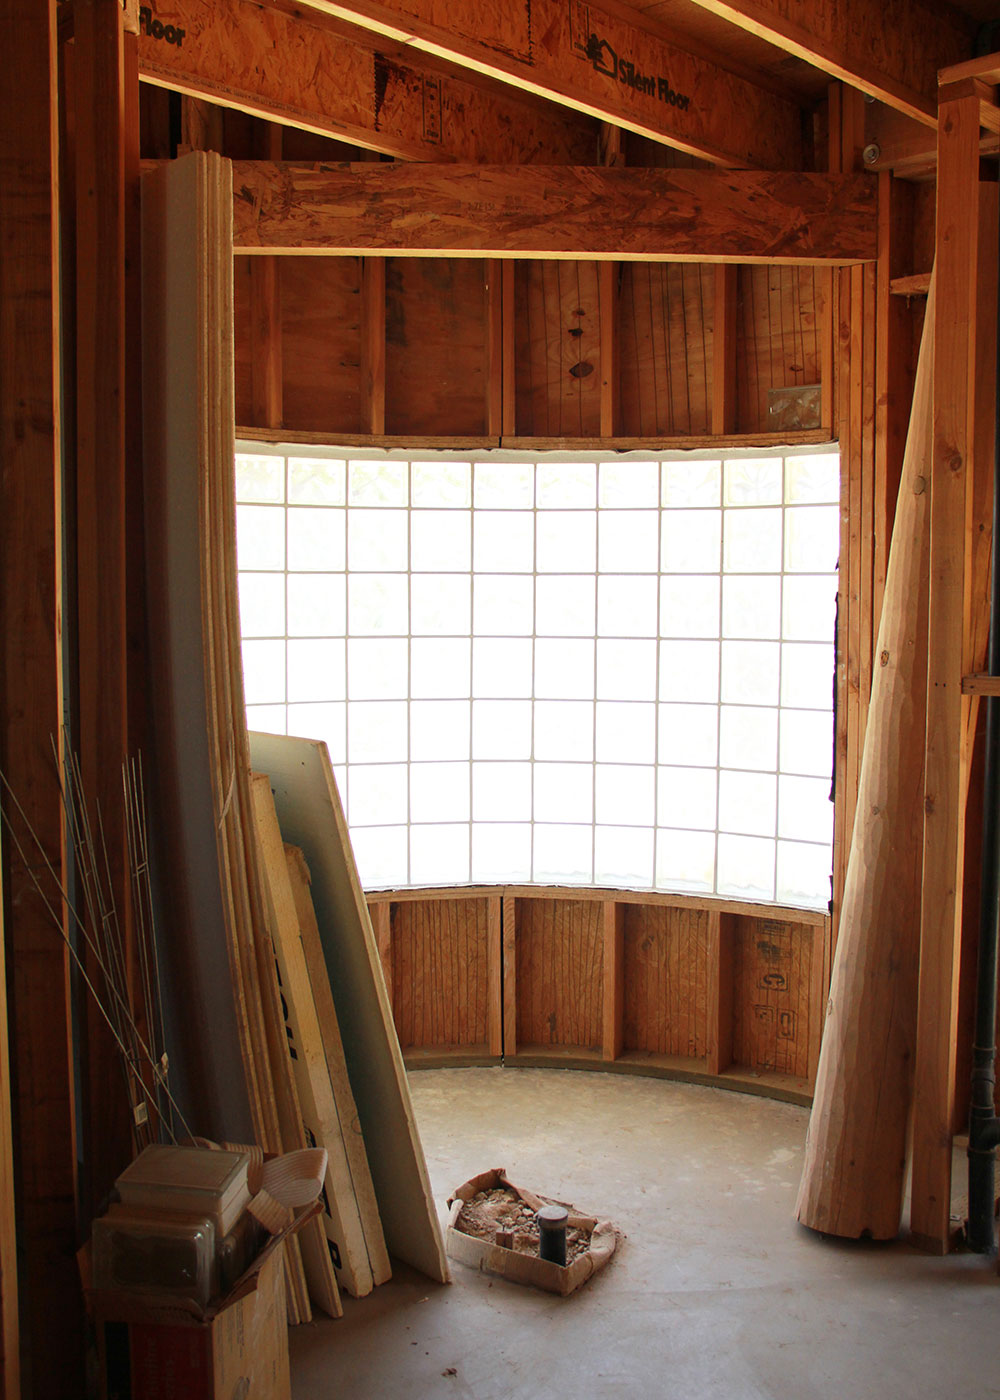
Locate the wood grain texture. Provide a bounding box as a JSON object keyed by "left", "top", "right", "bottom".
{"left": 619, "top": 262, "right": 712, "bottom": 435}
{"left": 487, "top": 896, "right": 503, "bottom": 1057}
{"left": 230, "top": 163, "right": 878, "bottom": 264}
{"left": 281, "top": 257, "right": 362, "bottom": 434}
{"left": 678, "top": 0, "right": 972, "bottom": 122}
{"left": 711, "top": 264, "right": 737, "bottom": 435}
{"left": 796, "top": 277, "right": 935, "bottom": 1241}
{"left": 731, "top": 916, "right": 814, "bottom": 1079}
{"left": 515, "top": 899, "right": 604, "bottom": 1052}
{"left": 138, "top": 0, "right": 596, "bottom": 163}
{"left": 706, "top": 911, "right": 732, "bottom": 1074}
{"left": 602, "top": 901, "right": 625, "bottom": 1060}
{"left": 0, "top": 0, "right": 82, "bottom": 1388}
{"left": 623, "top": 904, "right": 710, "bottom": 1059}
{"left": 0, "top": 837, "right": 17, "bottom": 1400}
{"left": 390, "top": 898, "right": 492, "bottom": 1050}
{"left": 503, "top": 894, "right": 518, "bottom": 1056}
{"left": 911, "top": 98, "right": 984, "bottom": 1252}
{"left": 361, "top": 257, "right": 386, "bottom": 435}
{"left": 515, "top": 261, "right": 602, "bottom": 437}
{"left": 301, "top": 0, "right": 805, "bottom": 167}
{"left": 737, "top": 265, "right": 823, "bottom": 433}
{"left": 385, "top": 258, "right": 486, "bottom": 435}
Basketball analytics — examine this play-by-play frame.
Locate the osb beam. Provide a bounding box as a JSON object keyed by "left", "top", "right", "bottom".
{"left": 137, "top": 0, "right": 597, "bottom": 163}
{"left": 300, "top": 0, "right": 804, "bottom": 168}
{"left": 0, "top": 0, "right": 82, "bottom": 1394}
{"left": 683, "top": 0, "right": 974, "bottom": 124}
{"left": 231, "top": 162, "right": 877, "bottom": 263}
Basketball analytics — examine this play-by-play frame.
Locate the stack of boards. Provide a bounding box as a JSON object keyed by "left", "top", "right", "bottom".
{"left": 140, "top": 151, "right": 448, "bottom": 1323}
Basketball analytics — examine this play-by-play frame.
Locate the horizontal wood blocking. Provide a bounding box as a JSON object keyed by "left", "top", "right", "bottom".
{"left": 137, "top": 0, "right": 596, "bottom": 164}
{"left": 300, "top": 0, "right": 805, "bottom": 169}
{"left": 229, "top": 163, "right": 878, "bottom": 265}
{"left": 367, "top": 886, "right": 829, "bottom": 1103}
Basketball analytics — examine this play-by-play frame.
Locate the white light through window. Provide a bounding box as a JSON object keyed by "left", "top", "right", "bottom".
{"left": 236, "top": 448, "right": 838, "bottom": 907}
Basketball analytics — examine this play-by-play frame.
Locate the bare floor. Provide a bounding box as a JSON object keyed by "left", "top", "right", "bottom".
{"left": 291, "top": 1068, "right": 1000, "bottom": 1400}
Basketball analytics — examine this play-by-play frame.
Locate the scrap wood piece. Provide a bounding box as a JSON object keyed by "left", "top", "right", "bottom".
{"left": 285, "top": 843, "right": 389, "bottom": 1280}
{"left": 248, "top": 732, "right": 450, "bottom": 1284}
{"left": 251, "top": 772, "right": 388, "bottom": 1297}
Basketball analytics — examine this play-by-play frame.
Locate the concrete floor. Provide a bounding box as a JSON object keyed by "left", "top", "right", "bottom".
{"left": 291, "top": 1068, "right": 1000, "bottom": 1399}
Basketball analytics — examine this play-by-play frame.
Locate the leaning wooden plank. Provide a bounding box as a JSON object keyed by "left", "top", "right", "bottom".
{"left": 231, "top": 163, "right": 878, "bottom": 266}
{"left": 285, "top": 844, "right": 391, "bottom": 1285}
{"left": 249, "top": 733, "right": 450, "bottom": 1283}
{"left": 795, "top": 274, "right": 935, "bottom": 1239}
{"left": 251, "top": 774, "right": 385, "bottom": 1296}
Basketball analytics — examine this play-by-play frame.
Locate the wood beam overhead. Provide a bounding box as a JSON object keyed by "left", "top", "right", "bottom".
{"left": 230, "top": 162, "right": 876, "bottom": 264}
{"left": 299, "top": 0, "right": 805, "bottom": 168}
{"left": 679, "top": 0, "right": 974, "bottom": 125}
{"left": 137, "top": 0, "right": 597, "bottom": 163}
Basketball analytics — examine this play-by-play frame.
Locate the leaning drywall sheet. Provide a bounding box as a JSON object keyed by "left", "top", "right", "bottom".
{"left": 249, "top": 732, "right": 449, "bottom": 1283}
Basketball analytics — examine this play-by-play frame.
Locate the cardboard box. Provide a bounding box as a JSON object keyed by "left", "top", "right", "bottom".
{"left": 91, "top": 1230, "right": 290, "bottom": 1400}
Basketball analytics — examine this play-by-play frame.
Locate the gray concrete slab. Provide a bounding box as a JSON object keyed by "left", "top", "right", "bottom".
{"left": 291, "top": 1068, "right": 1000, "bottom": 1399}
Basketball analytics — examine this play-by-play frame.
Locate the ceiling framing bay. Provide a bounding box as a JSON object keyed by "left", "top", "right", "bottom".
{"left": 137, "top": 0, "right": 598, "bottom": 162}
{"left": 230, "top": 161, "right": 877, "bottom": 262}
{"left": 678, "top": 0, "right": 975, "bottom": 125}
{"left": 296, "top": 0, "right": 806, "bottom": 168}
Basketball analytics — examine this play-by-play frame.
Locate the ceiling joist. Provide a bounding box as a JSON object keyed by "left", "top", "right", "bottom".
{"left": 230, "top": 160, "right": 877, "bottom": 263}
{"left": 681, "top": 0, "right": 974, "bottom": 125}
{"left": 294, "top": 0, "right": 805, "bottom": 168}
{"left": 137, "top": 0, "right": 597, "bottom": 163}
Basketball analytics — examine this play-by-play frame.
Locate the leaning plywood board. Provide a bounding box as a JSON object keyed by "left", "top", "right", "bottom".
{"left": 285, "top": 845, "right": 389, "bottom": 1281}
{"left": 251, "top": 774, "right": 389, "bottom": 1296}
{"left": 249, "top": 733, "right": 449, "bottom": 1283}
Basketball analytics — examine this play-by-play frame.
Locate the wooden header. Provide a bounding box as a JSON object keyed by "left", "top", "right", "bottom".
{"left": 137, "top": 0, "right": 596, "bottom": 164}
{"left": 231, "top": 162, "right": 878, "bottom": 264}
{"left": 301, "top": 0, "right": 804, "bottom": 168}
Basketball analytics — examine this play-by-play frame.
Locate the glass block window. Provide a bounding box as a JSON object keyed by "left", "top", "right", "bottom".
{"left": 236, "top": 447, "right": 838, "bottom": 907}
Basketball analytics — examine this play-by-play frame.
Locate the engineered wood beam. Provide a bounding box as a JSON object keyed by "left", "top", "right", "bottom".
{"left": 231, "top": 163, "right": 877, "bottom": 264}
{"left": 912, "top": 94, "right": 985, "bottom": 1254}
{"left": 682, "top": 0, "right": 973, "bottom": 124}
{"left": 302, "top": 0, "right": 805, "bottom": 168}
{"left": 0, "top": 0, "right": 82, "bottom": 1392}
{"left": 138, "top": 0, "right": 596, "bottom": 163}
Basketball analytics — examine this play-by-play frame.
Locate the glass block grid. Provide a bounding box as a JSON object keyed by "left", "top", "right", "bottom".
{"left": 236, "top": 449, "right": 838, "bottom": 906}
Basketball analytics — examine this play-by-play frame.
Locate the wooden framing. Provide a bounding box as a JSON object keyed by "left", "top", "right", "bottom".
{"left": 0, "top": 0, "right": 82, "bottom": 1392}
{"left": 911, "top": 90, "right": 996, "bottom": 1254}
{"left": 303, "top": 0, "right": 805, "bottom": 168}
{"left": 230, "top": 163, "right": 878, "bottom": 264}
{"left": 683, "top": 0, "right": 973, "bottom": 122}
{"left": 138, "top": 0, "right": 597, "bottom": 164}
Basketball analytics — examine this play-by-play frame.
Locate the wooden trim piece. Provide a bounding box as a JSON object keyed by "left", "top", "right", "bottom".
{"left": 301, "top": 0, "right": 805, "bottom": 169}
{"left": 911, "top": 95, "right": 983, "bottom": 1253}
{"left": 706, "top": 912, "right": 733, "bottom": 1075}
{"left": 139, "top": 0, "right": 596, "bottom": 164}
{"left": 602, "top": 901, "right": 624, "bottom": 1061}
{"left": 487, "top": 895, "right": 503, "bottom": 1057}
{"left": 502, "top": 894, "right": 517, "bottom": 1057}
{"left": 231, "top": 163, "right": 877, "bottom": 265}
{"left": 485, "top": 259, "right": 504, "bottom": 439}
{"left": 875, "top": 174, "right": 914, "bottom": 634}
{"left": 360, "top": 257, "right": 385, "bottom": 436}
{"left": 236, "top": 426, "right": 833, "bottom": 452}
{"left": 0, "top": 0, "right": 82, "bottom": 1389}
{"left": 939, "top": 51, "right": 1000, "bottom": 88}
{"left": 889, "top": 272, "right": 930, "bottom": 297}
{"left": 683, "top": 0, "right": 971, "bottom": 124}
{"left": 711, "top": 264, "right": 738, "bottom": 435}
{"left": 370, "top": 900, "right": 393, "bottom": 1007}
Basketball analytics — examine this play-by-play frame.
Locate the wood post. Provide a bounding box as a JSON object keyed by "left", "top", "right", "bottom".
{"left": 0, "top": 0, "right": 83, "bottom": 1391}
{"left": 487, "top": 896, "right": 503, "bottom": 1057}
{"left": 796, "top": 276, "right": 935, "bottom": 1239}
{"left": 361, "top": 257, "right": 386, "bottom": 435}
{"left": 910, "top": 92, "right": 990, "bottom": 1252}
{"left": 602, "top": 901, "right": 624, "bottom": 1061}
{"left": 711, "top": 265, "right": 738, "bottom": 435}
{"left": 503, "top": 894, "right": 517, "bottom": 1057}
{"left": 599, "top": 262, "right": 619, "bottom": 438}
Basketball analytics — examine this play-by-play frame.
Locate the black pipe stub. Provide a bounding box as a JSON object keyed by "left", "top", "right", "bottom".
{"left": 537, "top": 1204, "right": 569, "bottom": 1266}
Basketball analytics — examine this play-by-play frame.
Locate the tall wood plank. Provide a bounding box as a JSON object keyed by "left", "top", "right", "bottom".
{"left": 711, "top": 264, "right": 737, "bottom": 434}
{"left": 304, "top": 0, "right": 804, "bottom": 168}
{"left": 0, "top": 837, "right": 19, "bottom": 1400}
{"left": 74, "top": 0, "right": 134, "bottom": 1210}
{"left": 503, "top": 894, "right": 518, "bottom": 1057}
{"left": 598, "top": 261, "right": 620, "bottom": 437}
{"left": 230, "top": 163, "right": 878, "bottom": 264}
{"left": 911, "top": 96, "right": 984, "bottom": 1253}
{"left": 487, "top": 896, "right": 503, "bottom": 1057}
{"left": 706, "top": 912, "right": 732, "bottom": 1074}
{"left": 602, "top": 901, "right": 624, "bottom": 1061}
{"left": 360, "top": 257, "right": 386, "bottom": 435}
{"left": 0, "top": 0, "right": 82, "bottom": 1390}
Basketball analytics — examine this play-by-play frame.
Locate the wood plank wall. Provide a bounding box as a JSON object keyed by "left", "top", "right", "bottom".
{"left": 368, "top": 888, "right": 829, "bottom": 1103}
